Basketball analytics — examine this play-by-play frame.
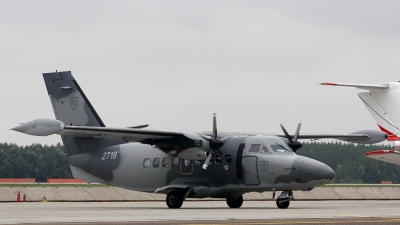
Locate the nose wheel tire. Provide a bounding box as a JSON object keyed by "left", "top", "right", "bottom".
{"left": 226, "top": 195, "right": 243, "bottom": 208}
{"left": 166, "top": 191, "right": 183, "bottom": 209}
{"left": 276, "top": 198, "right": 290, "bottom": 209}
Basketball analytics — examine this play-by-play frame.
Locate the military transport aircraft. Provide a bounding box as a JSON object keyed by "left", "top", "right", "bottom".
{"left": 321, "top": 81, "right": 400, "bottom": 165}
{"left": 12, "top": 71, "right": 388, "bottom": 209}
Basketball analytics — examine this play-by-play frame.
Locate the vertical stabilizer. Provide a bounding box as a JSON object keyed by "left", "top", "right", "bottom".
{"left": 43, "top": 71, "right": 116, "bottom": 154}
{"left": 43, "top": 71, "right": 105, "bottom": 127}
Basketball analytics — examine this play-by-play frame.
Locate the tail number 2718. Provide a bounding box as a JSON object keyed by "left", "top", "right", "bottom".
{"left": 102, "top": 151, "right": 118, "bottom": 160}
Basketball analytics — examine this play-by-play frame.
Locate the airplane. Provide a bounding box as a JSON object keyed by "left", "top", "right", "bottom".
{"left": 320, "top": 81, "right": 400, "bottom": 165}
{"left": 11, "top": 71, "right": 388, "bottom": 209}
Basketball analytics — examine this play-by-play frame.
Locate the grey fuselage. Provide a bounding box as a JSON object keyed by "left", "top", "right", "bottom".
{"left": 68, "top": 135, "right": 334, "bottom": 199}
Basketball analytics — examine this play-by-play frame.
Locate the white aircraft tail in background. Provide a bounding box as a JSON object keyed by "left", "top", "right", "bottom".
{"left": 321, "top": 82, "right": 400, "bottom": 165}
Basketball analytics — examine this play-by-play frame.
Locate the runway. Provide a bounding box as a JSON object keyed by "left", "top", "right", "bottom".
{"left": 1, "top": 200, "right": 400, "bottom": 224}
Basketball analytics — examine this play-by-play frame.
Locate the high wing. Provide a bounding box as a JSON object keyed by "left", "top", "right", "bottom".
{"left": 365, "top": 150, "right": 400, "bottom": 165}
{"left": 60, "top": 126, "right": 388, "bottom": 145}
{"left": 62, "top": 126, "right": 386, "bottom": 145}
{"left": 12, "top": 119, "right": 388, "bottom": 153}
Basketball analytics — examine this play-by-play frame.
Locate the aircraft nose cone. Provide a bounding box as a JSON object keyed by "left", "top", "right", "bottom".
{"left": 318, "top": 165, "right": 335, "bottom": 184}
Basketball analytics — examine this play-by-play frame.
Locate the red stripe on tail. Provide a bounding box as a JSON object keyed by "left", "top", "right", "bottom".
{"left": 377, "top": 125, "right": 400, "bottom": 141}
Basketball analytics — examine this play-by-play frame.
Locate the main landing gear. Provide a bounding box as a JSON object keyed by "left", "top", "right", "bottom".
{"left": 226, "top": 195, "right": 243, "bottom": 208}
{"left": 275, "top": 190, "right": 294, "bottom": 209}
{"left": 166, "top": 191, "right": 183, "bottom": 209}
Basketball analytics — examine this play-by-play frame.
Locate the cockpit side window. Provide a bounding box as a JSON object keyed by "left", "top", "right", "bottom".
{"left": 269, "top": 143, "right": 292, "bottom": 152}
{"left": 261, "top": 144, "right": 271, "bottom": 154}
{"left": 249, "top": 144, "right": 261, "bottom": 153}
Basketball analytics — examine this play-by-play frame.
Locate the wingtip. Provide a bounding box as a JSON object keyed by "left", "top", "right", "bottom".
{"left": 320, "top": 82, "right": 337, "bottom": 86}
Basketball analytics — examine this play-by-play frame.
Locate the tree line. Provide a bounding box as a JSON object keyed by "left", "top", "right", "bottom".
{"left": 299, "top": 142, "right": 399, "bottom": 184}
{"left": 0, "top": 143, "right": 72, "bottom": 182}
{"left": 0, "top": 142, "right": 398, "bottom": 183}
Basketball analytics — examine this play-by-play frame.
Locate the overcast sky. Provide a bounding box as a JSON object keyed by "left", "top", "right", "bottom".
{"left": 1, "top": 0, "right": 400, "bottom": 146}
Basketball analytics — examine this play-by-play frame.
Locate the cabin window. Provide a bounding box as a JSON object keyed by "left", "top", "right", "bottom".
{"left": 172, "top": 157, "right": 180, "bottom": 167}
{"left": 216, "top": 155, "right": 232, "bottom": 165}
{"left": 226, "top": 155, "right": 232, "bottom": 164}
{"left": 249, "top": 144, "right": 261, "bottom": 153}
{"left": 183, "top": 159, "right": 191, "bottom": 167}
{"left": 143, "top": 158, "right": 151, "bottom": 168}
{"left": 216, "top": 155, "right": 221, "bottom": 165}
{"left": 180, "top": 159, "right": 193, "bottom": 174}
{"left": 153, "top": 158, "right": 160, "bottom": 168}
{"left": 162, "top": 157, "right": 171, "bottom": 167}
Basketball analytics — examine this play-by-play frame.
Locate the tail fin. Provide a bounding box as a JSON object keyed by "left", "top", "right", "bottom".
{"left": 43, "top": 71, "right": 105, "bottom": 127}
{"left": 43, "top": 71, "right": 114, "bottom": 154}
{"left": 320, "top": 82, "right": 400, "bottom": 140}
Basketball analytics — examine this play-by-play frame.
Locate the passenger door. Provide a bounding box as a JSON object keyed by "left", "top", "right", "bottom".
{"left": 237, "top": 143, "right": 260, "bottom": 185}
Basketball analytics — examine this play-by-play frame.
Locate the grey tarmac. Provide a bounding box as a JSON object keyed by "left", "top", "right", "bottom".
{"left": 2, "top": 201, "right": 400, "bottom": 225}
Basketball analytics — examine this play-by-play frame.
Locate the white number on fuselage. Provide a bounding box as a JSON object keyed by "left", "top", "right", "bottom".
{"left": 101, "top": 151, "right": 118, "bottom": 160}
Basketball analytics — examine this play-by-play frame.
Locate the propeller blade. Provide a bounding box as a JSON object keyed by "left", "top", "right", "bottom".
{"left": 280, "top": 124, "right": 293, "bottom": 143}
{"left": 217, "top": 149, "right": 229, "bottom": 170}
{"left": 213, "top": 113, "right": 217, "bottom": 138}
{"left": 293, "top": 120, "right": 302, "bottom": 141}
{"left": 202, "top": 151, "right": 213, "bottom": 169}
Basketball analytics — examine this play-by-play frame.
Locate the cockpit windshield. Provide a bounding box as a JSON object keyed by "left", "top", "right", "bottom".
{"left": 269, "top": 142, "right": 292, "bottom": 153}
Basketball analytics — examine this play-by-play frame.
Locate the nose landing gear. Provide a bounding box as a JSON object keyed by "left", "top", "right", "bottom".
{"left": 166, "top": 191, "right": 183, "bottom": 209}
{"left": 276, "top": 191, "right": 294, "bottom": 209}
{"left": 226, "top": 195, "right": 243, "bottom": 208}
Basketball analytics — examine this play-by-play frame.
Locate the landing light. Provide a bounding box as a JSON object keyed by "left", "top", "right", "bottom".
{"left": 322, "top": 178, "right": 333, "bottom": 184}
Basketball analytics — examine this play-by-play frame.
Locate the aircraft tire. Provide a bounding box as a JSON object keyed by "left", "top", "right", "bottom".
{"left": 276, "top": 198, "right": 290, "bottom": 209}
{"left": 166, "top": 191, "right": 183, "bottom": 209}
{"left": 226, "top": 195, "right": 243, "bottom": 208}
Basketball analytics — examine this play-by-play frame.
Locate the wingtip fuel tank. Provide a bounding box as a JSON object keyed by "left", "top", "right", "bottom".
{"left": 11, "top": 118, "right": 64, "bottom": 136}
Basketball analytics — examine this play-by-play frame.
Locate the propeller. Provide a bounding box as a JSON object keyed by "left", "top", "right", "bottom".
{"left": 280, "top": 120, "right": 303, "bottom": 152}
{"left": 202, "top": 114, "right": 229, "bottom": 170}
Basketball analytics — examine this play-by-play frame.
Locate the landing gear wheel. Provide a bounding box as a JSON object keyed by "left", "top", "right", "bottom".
{"left": 166, "top": 191, "right": 183, "bottom": 209}
{"left": 226, "top": 195, "right": 243, "bottom": 208}
{"left": 276, "top": 198, "right": 290, "bottom": 209}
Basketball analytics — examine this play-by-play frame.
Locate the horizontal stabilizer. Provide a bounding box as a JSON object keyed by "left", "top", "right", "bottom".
{"left": 320, "top": 82, "right": 389, "bottom": 90}
{"left": 365, "top": 150, "right": 400, "bottom": 165}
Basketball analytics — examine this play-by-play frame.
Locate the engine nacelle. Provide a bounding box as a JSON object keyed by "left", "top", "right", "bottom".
{"left": 177, "top": 148, "right": 208, "bottom": 160}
